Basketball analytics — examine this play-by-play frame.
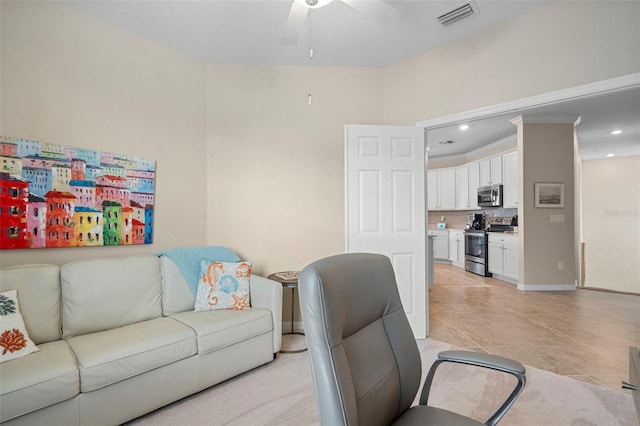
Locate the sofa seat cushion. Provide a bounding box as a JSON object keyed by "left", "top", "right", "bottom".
{"left": 0, "top": 340, "right": 79, "bottom": 422}
{"left": 65, "top": 317, "right": 196, "bottom": 392}
{"left": 171, "top": 308, "right": 273, "bottom": 354}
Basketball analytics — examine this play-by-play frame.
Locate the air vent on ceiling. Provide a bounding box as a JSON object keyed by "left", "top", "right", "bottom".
{"left": 437, "top": 3, "right": 475, "bottom": 26}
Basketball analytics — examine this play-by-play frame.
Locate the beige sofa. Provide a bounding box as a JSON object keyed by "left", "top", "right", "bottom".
{"left": 0, "top": 254, "right": 282, "bottom": 426}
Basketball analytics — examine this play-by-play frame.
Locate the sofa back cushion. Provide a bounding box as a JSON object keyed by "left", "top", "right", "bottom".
{"left": 160, "top": 255, "right": 196, "bottom": 316}
{"left": 0, "top": 264, "right": 61, "bottom": 344}
{"left": 61, "top": 255, "right": 162, "bottom": 338}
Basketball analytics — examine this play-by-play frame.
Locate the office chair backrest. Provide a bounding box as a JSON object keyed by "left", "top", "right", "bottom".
{"left": 299, "top": 253, "right": 422, "bottom": 426}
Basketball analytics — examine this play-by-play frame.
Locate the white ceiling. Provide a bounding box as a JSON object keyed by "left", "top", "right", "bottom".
{"left": 427, "top": 86, "right": 640, "bottom": 161}
{"left": 60, "top": 0, "right": 552, "bottom": 67}
{"left": 59, "top": 0, "right": 640, "bottom": 160}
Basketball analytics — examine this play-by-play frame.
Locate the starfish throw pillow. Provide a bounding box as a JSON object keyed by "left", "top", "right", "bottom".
{"left": 194, "top": 260, "right": 252, "bottom": 311}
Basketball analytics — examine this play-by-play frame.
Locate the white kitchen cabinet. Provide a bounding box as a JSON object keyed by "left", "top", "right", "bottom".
{"left": 427, "top": 170, "right": 438, "bottom": 210}
{"left": 428, "top": 229, "right": 449, "bottom": 261}
{"left": 455, "top": 164, "right": 480, "bottom": 210}
{"left": 432, "top": 150, "right": 512, "bottom": 210}
{"left": 488, "top": 233, "right": 519, "bottom": 283}
{"left": 502, "top": 151, "right": 518, "bottom": 208}
{"left": 448, "top": 230, "right": 465, "bottom": 268}
{"left": 479, "top": 155, "right": 503, "bottom": 186}
{"left": 468, "top": 161, "right": 480, "bottom": 209}
{"left": 427, "top": 168, "right": 455, "bottom": 210}
{"left": 503, "top": 243, "right": 519, "bottom": 281}
{"left": 488, "top": 242, "right": 504, "bottom": 275}
{"left": 455, "top": 166, "right": 469, "bottom": 210}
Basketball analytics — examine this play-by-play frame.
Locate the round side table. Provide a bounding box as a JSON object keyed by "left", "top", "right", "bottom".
{"left": 268, "top": 271, "right": 306, "bottom": 353}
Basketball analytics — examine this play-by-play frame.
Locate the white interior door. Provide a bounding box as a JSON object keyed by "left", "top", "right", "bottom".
{"left": 345, "top": 124, "right": 427, "bottom": 338}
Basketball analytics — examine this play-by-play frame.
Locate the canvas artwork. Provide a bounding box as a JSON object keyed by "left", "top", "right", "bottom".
{"left": 0, "top": 136, "right": 156, "bottom": 249}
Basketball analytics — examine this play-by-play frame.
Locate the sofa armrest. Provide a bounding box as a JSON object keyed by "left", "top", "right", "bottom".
{"left": 250, "top": 275, "right": 283, "bottom": 353}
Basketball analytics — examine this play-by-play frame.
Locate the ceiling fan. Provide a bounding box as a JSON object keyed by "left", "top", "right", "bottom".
{"left": 281, "top": 0, "right": 398, "bottom": 45}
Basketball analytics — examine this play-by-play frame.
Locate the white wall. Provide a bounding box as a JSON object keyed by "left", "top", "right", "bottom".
{"left": 205, "top": 65, "right": 384, "bottom": 276}
{"left": 383, "top": 1, "right": 640, "bottom": 125}
{"left": 205, "top": 65, "right": 383, "bottom": 327}
{"left": 582, "top": 156, "right": 640, "bottom": 293}
{"left": 0, "top": 1, "right": 208, "bottom": 266}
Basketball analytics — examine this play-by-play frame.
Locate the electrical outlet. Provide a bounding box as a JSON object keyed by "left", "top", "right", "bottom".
{"left": 558, "top": 261, "right": 565, "bottom": 270}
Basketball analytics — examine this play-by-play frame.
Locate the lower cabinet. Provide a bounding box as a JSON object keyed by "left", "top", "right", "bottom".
{"left": 448, "top": 230, "right": 465, "bottom": 268}
{"left": 488, "top": 233, "right": 519, "bottom": 283}
{"left": 428, "top": 229, "right": 449, "bottom": 261}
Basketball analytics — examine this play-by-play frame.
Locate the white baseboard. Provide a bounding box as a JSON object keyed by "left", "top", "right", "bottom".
{"left": 517, "top": 283, "right": 576, "bottom": 291}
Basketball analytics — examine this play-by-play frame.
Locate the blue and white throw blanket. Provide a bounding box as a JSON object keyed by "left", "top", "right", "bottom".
{"left": 157, "top": 246, "right": 241, "bottom": 294}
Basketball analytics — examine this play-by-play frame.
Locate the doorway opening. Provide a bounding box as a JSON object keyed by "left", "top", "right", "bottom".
{"left": 419, "top": 73, "right": 640, "bottom": 294}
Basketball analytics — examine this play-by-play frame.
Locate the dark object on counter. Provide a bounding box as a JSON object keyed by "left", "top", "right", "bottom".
{"left": 466, "top": 213, "right": 485, "bottom": 230}
{"left": 511, "top": 215, "right": 518, "bottom": 226}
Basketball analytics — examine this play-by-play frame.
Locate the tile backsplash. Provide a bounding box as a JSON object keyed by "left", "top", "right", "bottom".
{"left": 428, "top": 208, "right": 518, "bottom": 229}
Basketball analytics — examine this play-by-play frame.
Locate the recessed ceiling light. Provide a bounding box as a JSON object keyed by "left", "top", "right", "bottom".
{"left": 459, "top": 124, "right": 469, "bottom": 131}
{"left": 606, "top": 153, "right": 615, "bottom": 157}
{"left": 611, "top": 130, "right": 622, "bottom": 135}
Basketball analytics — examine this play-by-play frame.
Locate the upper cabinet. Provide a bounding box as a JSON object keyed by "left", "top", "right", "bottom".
{"left": 429, "top": 145, "right": 518, "bottom": 212}
{"left": 479, "top": 155, "right": 503, "bottom": 186}
{"left": 455, "top": 166, "right": 469, "bottom": 210}
{"left": 468, "top": 162, "right": 480, "bottom": 210}
{"left": 455, "top": 162, "right": 480, "bottom": 210}
{"left": 428, "top": 168, "right": 456, "bottom": 210}
{"left": 502, "top": 151, "right": 518, "bottom": 208}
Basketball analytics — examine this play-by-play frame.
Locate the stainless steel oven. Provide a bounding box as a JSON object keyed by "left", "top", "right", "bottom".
{"left": 464, "top": 230, "right": 491, "bottom": 277}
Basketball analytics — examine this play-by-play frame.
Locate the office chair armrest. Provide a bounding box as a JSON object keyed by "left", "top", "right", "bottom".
{"left": 437, "top": 350, "right": 526, "bottom": 375}
{"left": 419, "top": 350, "right": 526, "bottom": 426}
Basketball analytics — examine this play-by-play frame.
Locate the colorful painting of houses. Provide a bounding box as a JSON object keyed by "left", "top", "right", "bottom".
{"left": 0, "top": 136, "right": 155, "bottom": 249}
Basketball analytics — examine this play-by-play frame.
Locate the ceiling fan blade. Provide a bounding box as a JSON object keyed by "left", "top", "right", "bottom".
{"left": 282, "top": 2, "right": 309, "bottom": 46}
{"left": 340, "top": 0, "right": 399, "bottom": 26}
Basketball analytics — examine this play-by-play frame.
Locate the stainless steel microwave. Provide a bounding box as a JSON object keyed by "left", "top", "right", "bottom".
{"left": 477, "top": 184, "right": 503, "bottom": 207}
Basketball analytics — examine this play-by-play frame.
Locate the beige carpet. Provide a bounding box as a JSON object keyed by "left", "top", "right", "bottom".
{"left": 126, "top": 339, "right": 636, "bottom": 425}
{"left": 432, "top": 268, "right": 491, "bottom": 288}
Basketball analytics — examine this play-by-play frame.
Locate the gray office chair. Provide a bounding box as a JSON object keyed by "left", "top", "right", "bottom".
{"left": 298, "top": 253, "right": 526, "bottom": 426}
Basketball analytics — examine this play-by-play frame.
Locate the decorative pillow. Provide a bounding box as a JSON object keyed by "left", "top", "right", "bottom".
{"left": 0, "top": 290, "right": 39, "bottom": 363}
{"left": 194, "top": 260, "right": 252, "bottom": 311}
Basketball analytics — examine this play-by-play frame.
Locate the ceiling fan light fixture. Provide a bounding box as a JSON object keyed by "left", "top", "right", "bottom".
{"left": 295, "top": 0, "right": 335, "bottom": 9}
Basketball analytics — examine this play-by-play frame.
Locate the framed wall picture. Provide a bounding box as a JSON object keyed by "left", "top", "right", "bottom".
{"left": 534, "top": 182, "right": 564, "bottom": 208}
{"left": 0, "top": 135, "right": 156, "bottom": 249}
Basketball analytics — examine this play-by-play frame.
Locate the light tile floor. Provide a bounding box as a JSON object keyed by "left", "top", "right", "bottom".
{"left": 429, "top": 264, "right": 640, "bottom": 393}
